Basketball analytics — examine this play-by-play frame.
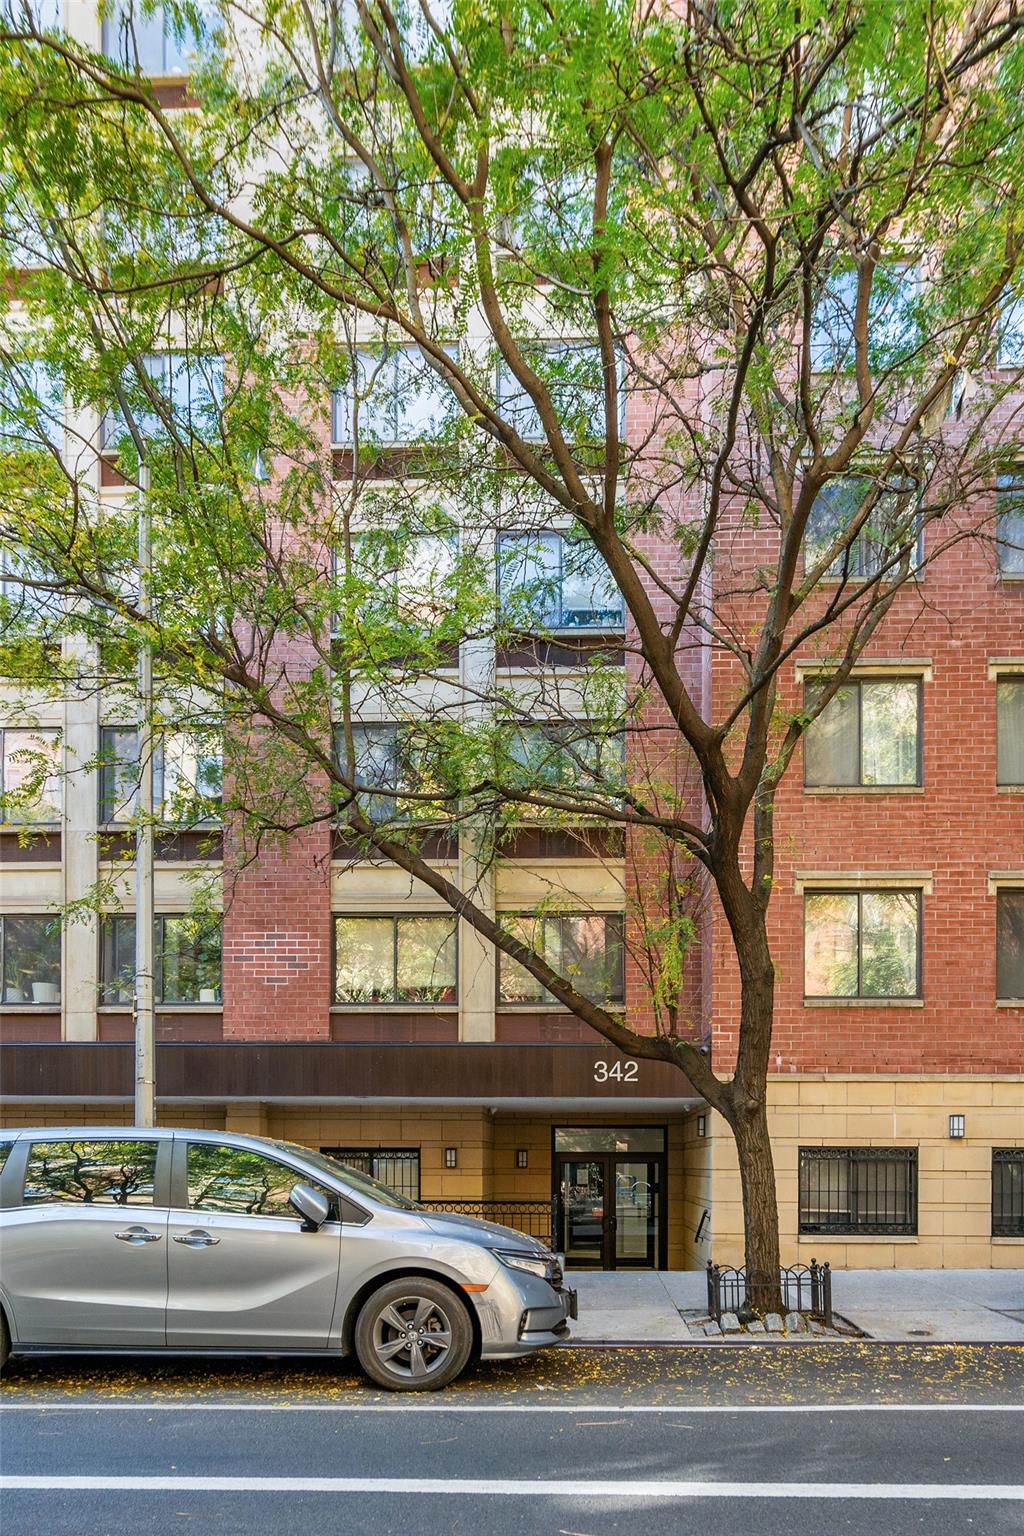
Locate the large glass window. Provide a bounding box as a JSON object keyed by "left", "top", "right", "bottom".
{"left": 495, "top": 341, "right": 622, "bottom": 443}
{"left": 997, "top": 677, "right": 1024, "bottom": 785}
{"left": 101, "top": 352, "right": 223, "bottom": 451}
{"left": 0, "top": 728, "right": 62, "bottom": 822}
{"left": 186, "top": 1142, "right": 329, "bottom": 1218}
{"left": 996, "top": 890, "right": 1024, "bottom": 1002}
{"left": 98, "top": 725, "right": 222, "bottom": 824}
{"left": 338, "top": 531, "right": 457, "bottom": 629}
{"left": 332, "top": 344, "right": 457, "bottom": 446}
{"left": 998, "top": 294, "right": 1024, "bottom": 368}
{"left": 799, "top": 1147, "right": 917, "bottom": 1235}
{"left": 100, "top": 913, "right": 222, "bottom": 1004}
{"left": 333, "top": 914, "right": 457, "bottom": 1004}
{"left": 334, "top": 723, "right": 447, "bottom": 825}
{"left": 803, "top": 679, "right": 920, "bottom": 787}
{"left": 499, "top": 913, "right": 624, "bottom": 1004}
{"left": 322, "top": 1147, "right": 421, "bottom": 1202}
{"left": 804, "top": 890, "right": 920, "bottom": 999}
{"left": 809, "top": 264, "right": 918, "bottom": 372}
{"left": 505, "top": 722, "right": 626, "bottom": 801}
{"left": 993, "top": 1150, "right": 1024, "bottom": 1237}
{"left": 1, "top": 544, "right": 60, "bottom": 624}
{"left": 0, "top": 358, "right": 63, "bottom": 450}
{"left": 23, "top": 1139, "right": 157, "bottom": 1206}
{"left": 498, "top": 531, "right": 624, "bottom": 630}
{"left": 996, "top": 475, "right": 1024, "bottom": 577}
{"left": 805, "top": 476, "right": 921, "bottom": 580}
{"left": 0, "top": 914, "right": 60, "bottom": 1004}
{"left": 103, "top": 1, "right": 207, "bottom": 76}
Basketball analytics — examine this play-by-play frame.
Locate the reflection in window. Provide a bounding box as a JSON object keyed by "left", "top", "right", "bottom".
{"left": 499, "top": 913, "right": 624, "bottom": 1004}
{"left": 498, "top": 530, "right": 624, "bottom": 630}
{"left": 495, "top": 342, "right": 621, "bottom": 443}
{"left": 187, "top": 1142, "right": 328, "bottom": 1217}
{"left": 809, "top": 264, "right": 918, "bottom": 372}
{"left": 0, "top": 914, "right": 61, "bottom": 1004}
{"left": 100, "top": 913, "right": 222, "bottom": 1004}
{"left": 332, "top": 344, "right": 457, "bottom": 445}
{"left": 996, "top": 677, "right": 1024, "bottom": 785}
{"left": 996, "top": 890, "right": 1024, "bottom": 1001}
{"left": 98, "top": 725, "right": 222, "bottom": 824}
{"left": 804, "top": 476, "right": 920, "bottom": 580}
{"left": 103, "top": 1, "right": 207, "bottom": 76}
{"left": 804, "top": 890, "right": 920, "bottom": 999}
{"left": 333, "top": 914, "right": 457, "bottom": 1004}
{"left": 23, "top": 1139, "right": 157, "bottom": 1206}
{"left": 1, "top": 728, "right": 62, "bottom": 822}
{"left": 804, "top": 679, "right": 920, "bottom": 787}
{"left": 998, "top": 294, "right": 1024, "bottom": 368}
{"left": 101, "top": 352, "right": 224, "bottom": 451}
{"left": 996, "top": 475, "right": 1024, "bottom": 577}
{"left": 505, "top": 722, "right": 625, "bottom": 802}
{"left": 0, "top": 357, "right": 63, "bottom": 450}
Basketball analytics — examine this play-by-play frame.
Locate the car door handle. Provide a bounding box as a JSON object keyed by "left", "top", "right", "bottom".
{"left": 115, "top": 1226, "right": 163, "bottom": 1244}
{"left": 172, "top": 1231, "right": 220, "bottom": 1247}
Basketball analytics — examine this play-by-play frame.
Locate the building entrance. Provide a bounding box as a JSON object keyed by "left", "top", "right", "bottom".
{"left": 554, "top": 1127, "right": 667, "bottom": 1269}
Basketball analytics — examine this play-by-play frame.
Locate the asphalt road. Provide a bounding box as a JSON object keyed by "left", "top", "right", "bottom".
{"left": 2, "top": 1344, "right": 1023, "bottom": 1534}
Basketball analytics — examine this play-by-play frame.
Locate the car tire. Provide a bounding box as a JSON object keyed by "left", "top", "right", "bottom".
{"left": 354, "top": 1277, "right": 474, "bottom": 1392}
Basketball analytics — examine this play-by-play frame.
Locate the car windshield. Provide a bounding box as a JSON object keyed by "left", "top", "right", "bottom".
{"left": 268, "top": 1140, "right": 422, "bottom": 1210}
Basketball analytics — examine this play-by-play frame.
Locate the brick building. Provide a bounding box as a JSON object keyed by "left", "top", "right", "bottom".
{"left": 1, "top": 4, "right": 1023, "bottom": 1273}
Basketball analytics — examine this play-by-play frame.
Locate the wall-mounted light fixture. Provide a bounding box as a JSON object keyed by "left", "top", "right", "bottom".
{"left": 444, "top": 1147, "right": 458, "bottom": 1168}
{"left": 516, "top": 1149, "right": 528, "bottom": 1169}
{"left": 949, "top": 1114, "right": 965, "bottom": 1140}
{"left": 697, "top": 1114, "right": 707, "bottom": 1137}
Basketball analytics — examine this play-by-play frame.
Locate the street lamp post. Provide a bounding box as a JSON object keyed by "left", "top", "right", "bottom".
{"left": 134, "top": 462, "right": 155, "bottom": 1127}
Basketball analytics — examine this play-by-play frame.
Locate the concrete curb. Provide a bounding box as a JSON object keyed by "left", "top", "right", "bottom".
{"left": 560, "top": 1336, "right": 1024, "bottom": 1348}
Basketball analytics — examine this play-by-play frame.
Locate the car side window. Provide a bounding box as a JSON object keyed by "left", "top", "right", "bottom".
{"left": 23, "top": 1139, "right": 158, "bottom": 1206}
{"left": 0, "top": 1140, "right": 13, "bottom": 1173}
{"left": 186, "top": 1143, "right": 331, "bottom": 1219}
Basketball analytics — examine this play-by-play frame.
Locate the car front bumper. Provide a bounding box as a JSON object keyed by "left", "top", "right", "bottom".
{"left": 473, "top": 1266, "right": 578, "bottom": 1359}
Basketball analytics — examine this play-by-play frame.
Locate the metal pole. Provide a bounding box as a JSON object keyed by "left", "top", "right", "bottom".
{"left": 134, "top": 462, "right": 155, "bottom": 1127}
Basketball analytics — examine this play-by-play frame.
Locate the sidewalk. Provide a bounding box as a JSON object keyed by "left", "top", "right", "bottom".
{"left": 566, "top": 1268, "right": 1024, "bottom": 1344}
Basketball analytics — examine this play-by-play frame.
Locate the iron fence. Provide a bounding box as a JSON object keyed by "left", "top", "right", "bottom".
{"left": 706, "top": 1260, "right": 833, "bottom": 1326}
{"left": 992, "top": 1149, "right": 1024, "bottom": 1236}
{"left": 419, "top": 1199, "right": 556, "bottom": 1247}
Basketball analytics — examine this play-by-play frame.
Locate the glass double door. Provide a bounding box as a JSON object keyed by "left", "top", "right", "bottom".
{"left": 557, "top": 1154, "right": 663, "bottom": 1269}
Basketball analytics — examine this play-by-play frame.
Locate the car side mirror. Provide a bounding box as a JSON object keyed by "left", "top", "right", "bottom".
{"left": 289, "top": 1182, "right": 331, "bottom": 1231}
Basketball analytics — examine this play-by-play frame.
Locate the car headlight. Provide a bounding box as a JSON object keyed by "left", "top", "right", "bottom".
{"left": 493, "top": 1248, "right": 556, "bottom": 1280}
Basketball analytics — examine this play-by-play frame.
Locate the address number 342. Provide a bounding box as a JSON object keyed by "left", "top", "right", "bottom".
{"left": 593, "top": 1060, "right": 639, "bottom": 1083}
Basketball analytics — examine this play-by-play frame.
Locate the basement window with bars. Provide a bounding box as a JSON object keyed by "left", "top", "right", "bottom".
{"left": 798, "top": 1147, "right": 918, "bottom": 1236}
{"left": 992, "top": 1150, "right": 1024, "bottom": 1237}
{"left": 321, "top": 1148, "right": 421, "bottom": 1202}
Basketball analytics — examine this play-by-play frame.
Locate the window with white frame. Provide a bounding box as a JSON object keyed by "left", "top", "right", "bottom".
{"left": 332, "top": 344, "right": 457, "bottom": 446}
{"left": 0, "top": 357, "right": 63, "bottom": 450}
{"left": 100, "top": 912, "right": 222, "bottom": 1004}
{"left": 804, "top": 475, "right": 921, "bottom": 580}
{"left": 103, "top": 1, "right": 207, "bottom": 76}
{"left": 495, "top": 342, "right": 621, "bottom": 443}
{"left": 0, "top": 728, "right": 61, "bottom": 823}
{"left": 804, "top": 889, "right": 921, "bottom": 1000}
{"left": 498, "top": 912, "right": 624, "bottom": 1004}
{"left": 996, "top": 675, "right": 1024, "bottom": 785}
{"left": 101, "top": 352, "right": 224, "bottom": 451}
{"left": 0, "top": 915, "right": 61, "bottom": 1005}
{"left": 98, "top": 725, "right": 222, "bottom": 824}
{"left": 497, "top": 530, "right": 624, "bottom": 630}
{"left": 803, "top": 677, "right": 921, "bottom": 787}
{"left": 809, "top": 264, "right": 919, "bottom": 373}
{"left": 996, "top": 474, "right": 1024, "bottom": 577}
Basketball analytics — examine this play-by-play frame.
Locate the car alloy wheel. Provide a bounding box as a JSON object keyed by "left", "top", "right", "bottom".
{"left": 356, "top": 1277, "right": 473, "bottom": 1391}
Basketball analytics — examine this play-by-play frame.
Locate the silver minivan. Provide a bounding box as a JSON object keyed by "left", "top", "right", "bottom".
{"left": 0, "top": 1127, "right": 577, "bottom": 1390}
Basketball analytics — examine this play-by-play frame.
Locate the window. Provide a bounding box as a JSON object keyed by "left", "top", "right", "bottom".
{"left": 993, "top": 1149, "right": 1024, "bottom": 1237}
{"left": 498, "top": 531, "right": 624, "bottom": 630}
{"left": 101, "top": 352, "right": 223, "bottom": 451}
{"left": 505, "top": 722, "right": 626, "bottom": 800}
{"left": 186, "top": 1142, "right": 330, "bottom": 1218}
{"left": 996, "top": 475, "right": 1024, "bottom": 577}
{"left": 332, "top": 344, "right": 457, "bottom": 446}
{"left": 337, "top": 531, "right": 457, "bottom": 630}
{"left": 1, "top": 545, "right": 60, "bottom": 624}
{"left": 1, "top": 0, "right": 62, "bottom": 29}
{"left": 323, "top": 1147, "right": 421, "bottom": 1202}
{"left": 997, "top": 677, "right": 1024, "bottom": 785}
{"left": 100, "top": 913, "right": 222, "bottom": 1005}
{"left": 98, "top": 726, "right": 222, "bottom": 824}
{"left": 333, "top": 914, "right": 457, "bottom": 1004}
{"left": 805, "top": 476, "right": 921, "bottom": 580}
{"left": 498, "top": 913, "right": 624, "bottom": 1005}
{"left": 1, "top": 728, "right": 62, "bottom": 822}
{"left": 495, "top": 342, "right": 621, "bottom": 443}
{"left": 499, "top": 167, "right": 597, "bottom": 254}
{"left": 809, "top": 264, "right": 918, "bottom": 372}
{"left": 798, "top": 1147, "right": 917, "bottom": 1235}
{"left": 103, "top": 1, "right": 206, "bottom": 76}
{"left": 803, "top": 679, "right": 920, "bottom": 787}
{"left": 996, "top": 890, "right": 1024, "bottom": 1001}
{"left": 0, "top": 358, "right": 63, "bottom": 450}
{"left": 998, "top": 294, "right": 1024, "bottom": 369}
{"left": 23, "top": 1139, "right": 157, "bottom": 1206}
{"left": 334, "top": 723, "right": 447, "bottom": 825}
{"left": 804, "top": 890, "right": 920, "bottom": 999}
{"left": 0, "top": 915, "right": 60, "bottom": 1004}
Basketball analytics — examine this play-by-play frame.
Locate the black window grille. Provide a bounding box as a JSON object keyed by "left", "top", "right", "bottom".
{"left": 322, "top": 1147, "right": 421, "bottom": 1203}
{"left": 992, "top": 1149, "right": 1024, "bottom": 1237}
{"left": 799, "top": 1147, "right": 918, "bottom": 1236}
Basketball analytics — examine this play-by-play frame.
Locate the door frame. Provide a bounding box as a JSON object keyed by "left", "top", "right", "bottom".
{"left": 551, "top": 1126, "right": 669, "bottom": 1271}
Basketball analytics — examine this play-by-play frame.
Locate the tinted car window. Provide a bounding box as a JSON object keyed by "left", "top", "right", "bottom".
{"left": 187, "top": 1143, "right": 329, "bottom": 1218}
{"left": 0, "top": 1139, "right": 13, "bottom": 1173}
{"left": 23, "top": 1139, "right": 157, "bottom": 1206}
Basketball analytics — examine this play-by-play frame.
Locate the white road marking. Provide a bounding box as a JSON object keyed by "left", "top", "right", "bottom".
{"left": 1, "top": 1475, "right": 1022, "bottom": 1500}
{"left": 0, "top": 1401, "right": 1021, "bottom": 1414}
